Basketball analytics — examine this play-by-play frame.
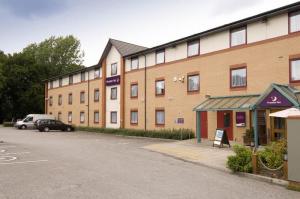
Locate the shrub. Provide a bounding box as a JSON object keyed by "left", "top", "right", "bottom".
{"left": 258, "top": 139, "right": 287, "bottom": 169}
{"left": 227, "top": 145, "right": 252, "bottom": 173}
{"left": 75, "top": 126, "right": 195, "bottom": 140}
{"left": 3, "top": 122, "right": 14, "bottom": 127}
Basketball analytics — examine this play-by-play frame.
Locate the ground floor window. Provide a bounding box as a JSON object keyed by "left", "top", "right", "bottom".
{"left": 68, "top": 112, "right": 72, "bottom": 123}
{"left": 58, "top": 112, "right": 62, "bottom": 121}
{"left": 155, "top": 109, "right": 165, "bottom": 126}
{"left": 111, "top": 111, "right": 117, "bottom": 124}
{"left": 94, "top": 111, "right": 99, "bottom": 123}
{"left": 130, "top": 110, "right": 138, "bottom": 125}
{"left": 80, "top": 112, "right": 85, "bottom": 123}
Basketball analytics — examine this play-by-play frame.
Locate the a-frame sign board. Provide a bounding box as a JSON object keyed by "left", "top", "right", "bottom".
{"left": 213, "top": 129, "right": 231, "bottom": 148}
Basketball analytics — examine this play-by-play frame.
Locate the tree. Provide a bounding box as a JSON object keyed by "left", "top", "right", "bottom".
{"left": 0, "top": 35, "right": 84, "bottom": 123}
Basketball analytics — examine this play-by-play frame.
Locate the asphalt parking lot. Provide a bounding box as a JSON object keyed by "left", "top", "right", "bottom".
{"left": 0, "top": 126, "right": 299, "bottom": 199}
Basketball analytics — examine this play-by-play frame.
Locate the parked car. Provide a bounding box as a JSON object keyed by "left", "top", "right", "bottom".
{"left": 15, "top": 114, "right": 55, "bottom": 129}
{"left": 36, "top": 119, "right": 74, "bottom": 132}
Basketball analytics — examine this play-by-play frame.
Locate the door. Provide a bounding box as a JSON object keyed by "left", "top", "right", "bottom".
{"left": 200, "top": 112, "right": 208, "bottom": 139}
{"left": 217, "top": 111, "right": 233, "bottom": 140}
{"left": 270, "top": 110, "right": 286, "bottom": 141}
{"left": 257, "top": 110, "right": 267, "bottom": 145}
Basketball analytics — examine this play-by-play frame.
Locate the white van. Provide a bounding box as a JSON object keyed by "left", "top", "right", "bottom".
{"left": 15, "top": 114, "right": 56, "bottom": 129}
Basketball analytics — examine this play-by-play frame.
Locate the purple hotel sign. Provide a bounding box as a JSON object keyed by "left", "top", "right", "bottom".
{"left": 260, "top": 90, "right": 292, "bottom": 108}
{"left": 106, "top": 75, "right": 120, "bottom": 86}
{"left": 236, "top": 112, "right": 246, "bottom": 127}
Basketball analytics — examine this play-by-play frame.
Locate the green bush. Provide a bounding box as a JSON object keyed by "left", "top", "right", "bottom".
{"left": 258, "top": 139, "right": 287, "bottom": 169}
{"left": 76, "top": 126, "right": 195, "bottom": 140}
{"left": 3, "top": 122, "right": 14, "bottom": 127}
{"left": 227, "top": 145, "right": 252, "bottom": 173}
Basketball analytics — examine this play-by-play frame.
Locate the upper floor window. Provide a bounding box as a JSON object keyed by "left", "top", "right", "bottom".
{"left": 156, "top": 50, "right": 165, "bottom": 64}
{"left": 59, "top": 78, "right": 63, "bottom": 87}
{"left": 81, "top": 72, "right": 86, "bottom": 82}
{"left": 69, "top": 75, "right": 73, "bottom": 85}
{"left": 111, "top": 63, "right": 118, "bottom": 76}
{"left": 58, "top": 94, "right": 62, "bottom": 105}
{"left": 94, "top": 68, "right": 100, "bottom": 79}
{"left": 111, "top": 87, "right": 117, "bottom": 100}
{"left": 290, "top": 11, "right": 300, "bottom": 33}
{"left": 230, "top": 67, "right": 247, "bottom": 88}
{"left": 131, "top": 57, "right": 139, "bottom": 70}
{"left": 187, "top": 74, "right": 200, "bottom": 92}
{"left": 130, "top": 83, "right": 138, "bottom": 98}
{"left": 230, "top": 27, "right": 246, "bottom": 47}
{"left": 155, "top": 79, "right": 165, "bottom": 96}
{"left": 80, "top": 91, "right": 85, "bottom": 103}
{"left": 68, "top": 93, "right": 72, "bottom": 105}
{"left": 49, "top": 96, "right": 53, "bottom": 106}
{"left": 290, "top": 59, "right": 300, "bottom": 83}
{"left": 187, "top": 40, "right": 200, "bottom": 57}
{"left": 94, "top": 89, "right": 100, "bottom": 102}
{"left": 50, "top": 81, "right": 53, "bottom": 89}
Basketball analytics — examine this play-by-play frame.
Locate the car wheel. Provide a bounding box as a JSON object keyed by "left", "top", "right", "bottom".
{"left": 44, "top": 127, "right": 50, "bottom": 132}
{"left": 66, "top": 127, "right": 72, "bottom": 132}
{"left": 21, "top": 125, "right": 27, "bottom": 130}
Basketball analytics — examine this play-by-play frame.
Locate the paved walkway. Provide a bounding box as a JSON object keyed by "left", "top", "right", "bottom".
{"left": 143, "top": 139, "right": 235, "bottom": 172}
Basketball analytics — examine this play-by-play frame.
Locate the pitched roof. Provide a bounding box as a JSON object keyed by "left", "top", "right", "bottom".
{"left": 110, "top": 39, "right": 148, "bottom": 56}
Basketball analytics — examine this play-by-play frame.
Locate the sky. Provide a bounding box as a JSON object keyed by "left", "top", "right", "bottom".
{"left": 0, "top": 0, "right": 299, "bottom": 66}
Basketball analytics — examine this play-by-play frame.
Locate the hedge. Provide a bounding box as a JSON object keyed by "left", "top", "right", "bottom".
{"left": 76, "top": 126, "right": 195, "bottom": 140}
{"left": 3, "top": 122, "right": 14, "bottom": 127}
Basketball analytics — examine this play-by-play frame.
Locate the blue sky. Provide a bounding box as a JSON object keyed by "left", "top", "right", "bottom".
{"left": 0, "top": 0, "right": 298, "bottom": 66}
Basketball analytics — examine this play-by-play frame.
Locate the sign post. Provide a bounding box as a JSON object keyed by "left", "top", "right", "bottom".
{"left": 213, "top": 129, "right": 230, "bottom": 148}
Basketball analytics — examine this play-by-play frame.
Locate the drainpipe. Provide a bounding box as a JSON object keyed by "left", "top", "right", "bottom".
{"left": 87, "top": 72, "right": 90, "bottom": 127}
{"left": 196, "top": 111, "right": 201, "bottom": 143}
{"left": 252, "top": 109, "right": 258, "bottom": 148}
{"left": 144, "top": 54, "right": 147, "bottom": 131}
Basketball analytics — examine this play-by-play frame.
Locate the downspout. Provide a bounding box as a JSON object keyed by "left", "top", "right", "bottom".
{"left": 87, "top": 72, "right": 90, "bottom": 127}
{"left": 144, "top": 54, "right": 147, "bottom": 131}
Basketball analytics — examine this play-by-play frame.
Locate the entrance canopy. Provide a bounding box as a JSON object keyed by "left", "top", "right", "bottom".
{"left": 193, "top": 94, "right": 260, "bottom": 111}
{"left": 269, "top": 108, "right": 300, "bottom": 118}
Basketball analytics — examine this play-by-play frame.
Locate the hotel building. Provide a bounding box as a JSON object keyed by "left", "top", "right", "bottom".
{"left": 45, "top": 2, "right": 300, "bottom": 146}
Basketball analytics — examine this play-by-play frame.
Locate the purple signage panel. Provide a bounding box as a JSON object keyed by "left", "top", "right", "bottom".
{"left": 236, "top": 112, "right": 246, "bottom": 127}
{"left": 106, "top": 75, "right": 120, "bottom": 86}
{"left": 260, "top": 90, "right": 292, "bottom": 108}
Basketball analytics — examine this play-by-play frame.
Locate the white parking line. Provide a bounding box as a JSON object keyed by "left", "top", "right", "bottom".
{"left": 2, "top": 152, "right": 30, "bottom": 155}
{"left": 0, "top": 146, "right": 16, "bottom": 148}
{"left": 0, "top": 159, "right": 48, "bottom": 165}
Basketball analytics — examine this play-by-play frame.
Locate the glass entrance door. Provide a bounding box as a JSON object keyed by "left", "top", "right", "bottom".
{"left": 270, "top": 110, "right": 286, "bottom": 141}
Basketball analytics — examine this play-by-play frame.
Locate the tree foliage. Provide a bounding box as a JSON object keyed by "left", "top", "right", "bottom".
{"left": 0, "top": 35, "right": 84, "bottom": 122}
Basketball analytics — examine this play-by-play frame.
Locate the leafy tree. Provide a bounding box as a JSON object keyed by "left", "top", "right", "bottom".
{"left": 0, "top": 35, "right": 84, "bottom": 123}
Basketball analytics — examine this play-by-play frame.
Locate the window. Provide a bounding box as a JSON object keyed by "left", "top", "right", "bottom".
{"left": 130, "top": 110, "right": 138, "bottom": 125}
{"left": 131, "top": 57, "right": 139, "bottom": 70}
{"left": 58, "top": 95, "right": 62, "bottom": 105}
{"left": 187, "top": 74, "right": 200, "bottom": 92}
{"left": 230, "top": 67, "right": 247, "bottom": 88}
{"left": 59, "top": 78, "right": 62, "bottom": 87}
{"left": 94, "top": 111, "right": 99, "bottom": 123}
{"left": 111, "top": 87, "right": 117, "bottom": 100}
{"left": 290, "top": 59, "right": 300, "bottom": 83}
{"left": 80, "top": 91, "right": 85, "bottom": 103}
{"left": 130, "top": 83, "right": 138, "bottom": 98}
{"left": 69, "top": 75, "right": 73, "bottom": 85}
{"left": 68, "top": 93, "right": 72, "bottom": 105}
{"left": 81, "top": 72, "right": 86, "bottom": 82}
{"left": 230, "top": 27, "right": 246, "bottom": 47}
{"left": 94, "top": 89, "right": 100, "bottom": 102}
{"left": 156, "top": 50, "right": 165, "bottom": 64}
{"left": 110, "top": 111, "right": 117, "bottom": 124}
{"left": 50, "top": 81, "right": 53, "bottom": 89}
{"left": 111, "top": 63, "right": 118, "bottom": 76}
{"left": 49, "top": 96, "right": 53, "bottom": 106}
{"left": 24, "top": 116, "right": 33, "bottom": 122}
{"left": 58, "top": 112, "right": 62, "bottom": 121}
{"left": 290, "top": 11, "right": 300, "bottom": 33}
{"left": 68, "top": 112, "right": 72, "bottom": 123}
{"left": 94, "top": 68, "right": 100, "bottom": 78}
{"left": 80, "top": 112, "right": 85, "bottom": 123}
{"left": 155, "top": 109, "right": 165, "bottom": 126}
{"left": 187, "top": 40, "right": 200, "bottom": 57}
{"left": 155, "top": 79, "right": 165, "bottom": 96}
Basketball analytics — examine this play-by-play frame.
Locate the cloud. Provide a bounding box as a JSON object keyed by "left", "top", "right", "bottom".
{"left": 0, "top": 0, "right": 68, "bottom": 18}
{"left": 210, "top": 0, "right": 264, "bottom": 15}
